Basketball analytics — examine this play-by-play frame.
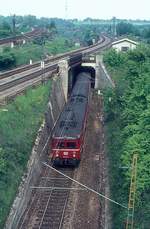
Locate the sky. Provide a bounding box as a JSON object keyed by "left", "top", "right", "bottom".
{"left": 0, "top": 0, "right": 150, "bottom": 20}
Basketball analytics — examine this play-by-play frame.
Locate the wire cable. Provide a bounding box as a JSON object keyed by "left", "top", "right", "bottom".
{"left": 43, "top": 162, "right": 127, "bottom": 209}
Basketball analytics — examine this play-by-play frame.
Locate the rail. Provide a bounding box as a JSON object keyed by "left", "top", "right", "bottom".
{"left": 0, "top": 35, "right": 110, "bottom": 79}
{"left": 18, "top": 166, "right": 74, "bottom": 229}
{"left": 0, "top": 36, "right": 112, "bottom": 103}
{"left": 0, "top": 29, "right": 45, "bottom": 45}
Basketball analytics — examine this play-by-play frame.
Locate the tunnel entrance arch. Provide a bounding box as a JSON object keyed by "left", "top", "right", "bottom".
{"left": 68, "top": 66, "right": 96, "bottom": 96}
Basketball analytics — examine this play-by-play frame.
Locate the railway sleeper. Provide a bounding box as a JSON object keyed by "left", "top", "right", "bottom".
{"left": 44, "top": 200, "right": 68, "bottom": 205}
{"left": 39, "top": 226, "right": 59, "bottom": 229}
{"left": 49, "top": 194, "right": 68, "bottom": 199}
{"left": 34, "top": 220, "right": 61, "bottom": 228}
{"left": 50, "top": 192, "right": 69, "bottom": 196}
{"left": 40, "top": 217, "right": 61, "bottom": 222}
{"left": 37, "top": 210, "right": 64, "bottom": 217}
{"left": 37, "top": 209, "right": 65, "bottom": 217}
{"left": 43, "top": 209, "right": 65, "bottom": 215}
{"left": 40, "top": 222, "right": 61, "bottom": 227}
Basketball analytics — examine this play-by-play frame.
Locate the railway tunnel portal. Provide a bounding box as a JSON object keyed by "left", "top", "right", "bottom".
{"left": 59, "top": 54, "right": 103, "bottom": 100}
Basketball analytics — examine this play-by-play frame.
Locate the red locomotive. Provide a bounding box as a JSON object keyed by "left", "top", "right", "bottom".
{"left": 51, "top": 72, "right": 91, "bottom": 166}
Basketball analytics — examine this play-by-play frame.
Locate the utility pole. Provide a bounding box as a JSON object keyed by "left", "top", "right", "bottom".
{"left": 12, "top": 14, "right": 16, "bottom": 36}
{"left": 126, "top": 154, "right": 138, "bottom": 229}
{"left": 65, "top": 0, "right": 68, "bottom": 19}
{"left": 41, "top": 35, "right": 45, "bottom": 84}
{"left": 112, "top": 17, "right": 117, "bottom": 38}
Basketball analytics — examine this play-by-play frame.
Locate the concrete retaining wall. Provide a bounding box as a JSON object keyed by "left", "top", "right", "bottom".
{"left": 5, "top": 75, "right": 65, "bottom": 229}
{"left": 88, "top": 54, "right": 115, "bottom": 90}
{"left": 58, "top": 60, "right": 68, "bottom": 101}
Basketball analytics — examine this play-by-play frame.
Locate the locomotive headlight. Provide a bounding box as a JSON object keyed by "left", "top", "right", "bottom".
{"left": 56, "top": 153, "right": 59, "bottom": 157}
{"left": 73, "top": 152, "right": 76, "bottom": 157}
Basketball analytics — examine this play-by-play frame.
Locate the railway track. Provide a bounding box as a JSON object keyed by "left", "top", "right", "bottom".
{"left": 0, "top": 29, "right": 45, "bottom": 46}
{"left": 0, "top": 36, "right": 112, "bottom": 103}
{"left": 0, "top": 64, "right": 58, "bottom": 92}
{"left": 17, "top": 91, "right": 107, "bottom": 229}
{"left": 19, "top": 164, "right": 74, "bottom": 229}
{"left": 0, "top": 36, "right": 110, "bottom": 80}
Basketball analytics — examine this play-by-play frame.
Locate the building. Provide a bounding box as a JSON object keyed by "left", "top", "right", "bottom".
{"left": 112, "top": 38, "right": 138, "bottom": 52}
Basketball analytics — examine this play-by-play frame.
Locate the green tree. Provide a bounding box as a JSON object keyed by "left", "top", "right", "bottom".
{"left": 0, "top": 148, "right": 6, "bottom": 176}
{"left": 116, "top": 22, "right": 135, "bottom": 36}
{"left": 0, "top": 52, "right": 16, "bottom": 70}
{"left": 103, "top": 45, "right": 150, "bottom": 228}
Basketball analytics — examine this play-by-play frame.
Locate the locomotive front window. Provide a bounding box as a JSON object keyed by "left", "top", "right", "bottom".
{"left": 57, "top": 142, "right": 65, "bottom": 148}
{"left": 67, "top": 142, "right": 76, "bottom": 149}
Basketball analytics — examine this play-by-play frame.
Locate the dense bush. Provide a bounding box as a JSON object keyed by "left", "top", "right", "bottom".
{"left": 0, "top": 52, "right": 16, "bottom": 70}
{"left": 103, "top": 46, "right": 150, "bottom": 228}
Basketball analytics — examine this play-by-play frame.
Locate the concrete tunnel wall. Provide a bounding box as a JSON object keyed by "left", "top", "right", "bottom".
{"left": 59, "top": 55, "right": 113, "bottom": 100}
{"left": 59, "top": 58, "right": 97, "bottom": 100}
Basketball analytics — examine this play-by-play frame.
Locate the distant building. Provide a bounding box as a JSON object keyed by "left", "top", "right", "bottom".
{"left": 75, "top": 42, "right": 80, "bottom": 47}
{"left": 112, "top": 38, "right": 138, "bottom": 52}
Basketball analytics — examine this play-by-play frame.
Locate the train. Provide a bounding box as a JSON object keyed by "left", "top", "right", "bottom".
{"left": 51, "top": 72, "right": 91, "bottom": 166}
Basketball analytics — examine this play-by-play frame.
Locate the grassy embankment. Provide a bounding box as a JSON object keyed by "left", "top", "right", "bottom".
{"left": 0, "top": 81, "right": 51, "bottom": 227}
{"left": 103, "top": 46, "right": 150, "bottom": 228}
{"left": 0, "top": 37, "right": 76, "bottom": 70}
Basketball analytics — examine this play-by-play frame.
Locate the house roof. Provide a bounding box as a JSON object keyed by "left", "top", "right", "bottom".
{"left": 112, "top": 38, "right": 138, "bottom": 46}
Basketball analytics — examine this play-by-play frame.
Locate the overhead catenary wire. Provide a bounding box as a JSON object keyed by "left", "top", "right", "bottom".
{"left": 43, "top": 162, "right": 128, "bottom": 209}
{"left": 30, "top": 186, "right": 86, "bottom": 190}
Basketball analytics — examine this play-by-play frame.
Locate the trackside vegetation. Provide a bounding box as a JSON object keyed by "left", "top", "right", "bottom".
{"left": 0, "top": 81, "right": 51, "bottom": 227}
{"left": 103, "top": 46, "right": 150, "bottom": 228}
{"left": 0, "top": 37, "right": 75, "bottom": 70}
